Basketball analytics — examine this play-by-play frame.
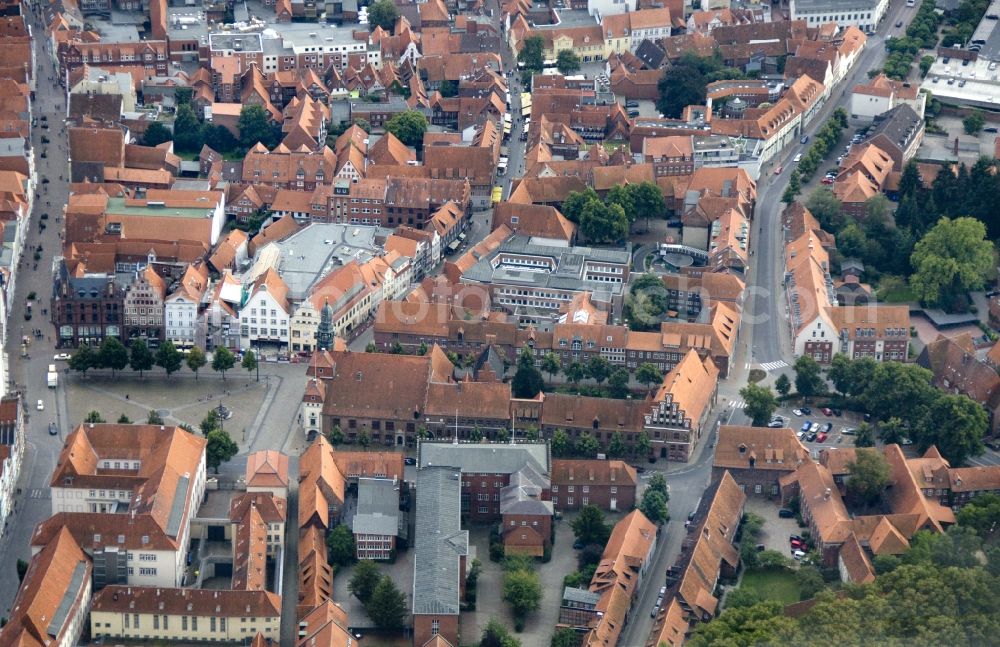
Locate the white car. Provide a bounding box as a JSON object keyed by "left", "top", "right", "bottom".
{"left": 53, "top": 353, "right": 71, "bottom": 361}
{"left": 792, "top": 409, "right": 803, "bottom": 416}
{"left": 793, "top": 549, "right": 806, "bottom": 560}
{"left": 36, "top": 399, "right": 44, "bottom": 411}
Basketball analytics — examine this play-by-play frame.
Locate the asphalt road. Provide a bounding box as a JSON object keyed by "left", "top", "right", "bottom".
{"left": 743, "top": 4, "right": 913, "bottom": 373}
{"left": 0, "top": 1, "right": 73, "bottom": 615}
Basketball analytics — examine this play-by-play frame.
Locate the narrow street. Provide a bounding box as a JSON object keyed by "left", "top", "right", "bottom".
{"left": 0, "top": 1, "right": 73, "bottom": 615}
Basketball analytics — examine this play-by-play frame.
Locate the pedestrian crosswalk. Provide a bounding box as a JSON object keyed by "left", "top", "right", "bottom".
{"left": 28, "top": 489, "right": 48, "bottom": 499}
{"left": 760, "top": 360, "right": 789, "bottom": 372}
{"left": 731, "top": 400, "right": 747, "bottom": 409}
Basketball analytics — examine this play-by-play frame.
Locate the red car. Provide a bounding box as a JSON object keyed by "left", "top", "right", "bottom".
{"left": 821, "top": 177, "right": 834, "bottom": 184}
{"left": 774, "top": 165, "right": 783, "bottom": 175}
{"left": 821, "top": 407, "right": 833, "bottom": 416}
{"left": 816, "top": 432, "right": 828, "bottom": 443}
{"left": 790, "top": 539, "right": 804, "bottom": 549}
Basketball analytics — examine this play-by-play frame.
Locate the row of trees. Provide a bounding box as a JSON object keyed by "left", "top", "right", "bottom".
{"left": 69, "top": 339, "right": 258, "bottom": 381}
{"left": 781, "top": 108, "right": 849, "bottom": 203}
{"left": 874, "top": 0, "right": 941, "bottom": 80}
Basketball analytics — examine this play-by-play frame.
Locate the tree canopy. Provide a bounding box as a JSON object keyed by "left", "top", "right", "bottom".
{"left": 571, "top": 504, "right": 612, "bottom": 545}
{"left": 910, "top": 216, "right": 994, "bottom": 310}
{"left": 556, "top": 49, "right": 581, "bottom": 75}
{"left": 518, "top": 36, "right": 545, "bottom": 74}
{"left": 846, "top": 449, "right": 892, "bottom": 506}
{"left": 205, "top": 429, "right": 238, "bottom": 473}
{"left": 238, "top": 104, "right": 279, "bottom": 151}
{"left": 512, "top": 346, "right": 544, "bottom": 398}
{"left": 740, "top": 383, "right": 778, "bottom": 426}
{"left": 386, "top": 110, "right": 429, "bottom": 149}
{"left": 368, "top": 0, "right": 399, "bottom": 31}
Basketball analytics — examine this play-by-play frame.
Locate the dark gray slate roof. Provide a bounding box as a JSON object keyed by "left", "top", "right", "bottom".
{"left": 412, "top": 466, "right": 468, "bottom": 616}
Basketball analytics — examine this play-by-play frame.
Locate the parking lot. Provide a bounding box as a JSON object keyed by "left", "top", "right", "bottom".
{"left": 744, "top": 498, "right": 805, "bottom": 556}
{"left": 773, "top": 404, "right": 861, "bottom": 455}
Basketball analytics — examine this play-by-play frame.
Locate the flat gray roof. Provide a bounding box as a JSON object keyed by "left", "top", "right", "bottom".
{"left": 413, "top": 467, "right": 468, "bottom": 616}
{"left": 353, "top": 477, "right": 400, "bottom": 537}
{"left": 418, "top": 441, "right": 550, "bottom": 475}
{"left": 271, "top": 222, "right": 391, "bottom": 301}
{"left": 792, "top": 0, "right": 881, "bottom": 11}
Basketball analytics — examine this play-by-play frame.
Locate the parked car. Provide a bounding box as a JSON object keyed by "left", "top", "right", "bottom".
{"left": 625, "top": 100, "right": 640, "bottom": 108}
{"left": 793, "top": 153, "right": 803, "bottom": 163}
{"left": 768, "top": 420, "right": 785, "bottom": 428}
{"left": 403, "top": 457, "right": 417, "bottom": 465}
{"left": 831, "top": 408, "right": 843, "bottom": 416}
{"left": 821, "top": 177, "right": 835, "bottom": 184}
{"left": 816, "top": 432, "right": 828, "bottom": 443}
{"left": 800, "top": 135, "right": 809, "bottom": 144}
{"left": 48, "top": 422, "right": 58, "bottom": 435}
{"left": 774, "top": 165, "right": 783, "bottom": 175}
{"left": 792, "top": 408, "right": 804, "bottom": 416}
{"left": 53, "top": 353, "right": 71, "bottom": 361}
{"left": 790, "top": 538, "right": 804, "bottom": 549}
{"left": 36, "top": 400, "right": 44, "bottom": 411}
{"left": 789, "top": 534, "right": 803, "bottom": 542}
{"left": 895, "top": 20, "right": 903, "bottom": 27}
{"left": 842, "top": 427, "right": 857, "bottom": 435}
{"left": 807, "top": 432, "right": 818, "bottom": 442}
{"left": 821, "top": 407, "right": 833, "bottom": 416}
{"left": 809, "top": 423, "right": 821, "bottom": 433}
{"left": 822, "top": 422, "right": 834, "bottom": 433}
{"left": 900, "top": 437, "right": 914, "bottom": 445}
{"left": 793, "top": 549, "right": 807, "bottom": 560}
{"left": 800, "top": 407, "right": 812, "bottom": 415}
{"left": 779, "top": 509, "right": 796, "bottom": 518}
{"left": 801, "top": 421, "right": 812, "bottom": 432}
{"left": 627, "top": 109, "right": 640, "bottom": 117}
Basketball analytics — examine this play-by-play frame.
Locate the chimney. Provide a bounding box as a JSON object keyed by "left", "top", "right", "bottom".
{"left": 824, "top": 487, "right": 831, "bottom": 500}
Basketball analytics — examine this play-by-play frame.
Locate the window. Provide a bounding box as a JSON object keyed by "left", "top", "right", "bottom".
{"left": 182, "top": 616, "right": 187, "bottom": 631}
{"left": 432, "top": 620, "right": 440, "bottom": 635}
{"left": 567, "top": 497, "right": 574, "bottom": 506}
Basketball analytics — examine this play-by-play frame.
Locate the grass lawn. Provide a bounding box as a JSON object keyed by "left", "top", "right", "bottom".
{"left": 878, "top": 284, "right": 918, "bottom": 303}
{"left": 740, "top": 568, "right": 801, "bottom": 604}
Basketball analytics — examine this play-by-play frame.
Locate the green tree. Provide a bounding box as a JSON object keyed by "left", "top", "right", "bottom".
{"left": 826, "top": 353, "right": 854, "bottom": 395}
{"left": 963, "top": 109, "right": 986, "bottom": 135}
{"left": 541, "top": 352, "right": 561, "bottom": 382}
{"left": 417, "top": 342, "right": 428, "bottom": 356}
{"left": 917, "top": 393, "right": 987, "bottom": 465}
{"left": 740, "top": 383, "right": 779, "bottom": 426}
{"left": 576, "top": 432, "right": 599, "bottom": 457}
{"left": 517, "top": 35, "right": 545, "bottom": 74}
{"left": 98, "top": 337, "right": 129, "bottom": 376}
{"left": 238, "top": 104, "right": 278, "bottom": 151}
{"left": 482, "top": 618, "right": 522, "bottom": 647}
{"left": 607, "top": 431, "right": 627, "bottom": 458}
{"left": 805, "top": 187, "right": 845, "bottom": 232}
{"left": 606, "top": 184, "right": 636, "bottom": 227}
{"left": 910, "top": 217, "right": 994, "bottom": 310}
{"left": 774, "top": 373, "right": 791, "bottom": 396}
{"left": 647, "top": 472, "right": 669, "bottom": 500}
{"left": 186, "top": 346, "right": 207, "bottom": 379}
{"left": 205, "top": 429, "right": 238, "bottom": 473}
{"left": 368, "top": 0, "right": 399, "bottom": 31}
{"left": 550, "top": 627, "right": 576, "bottom": 647}
{"left": 212, "top": 346, "right": 236, "bottom": 380}
{"left": 872, "top": 553, "right": 901, "bottom": 574}
{"left": 640, "top": 489, "right": 669, "bottom": 524}
{"left": 69, "top": 343, "right": 96, "bottom": 375}
{"left": 201, "top": 409, "right": 221, "bottom": 436}
{"left": 862, "top": 363, "right": 934, "bottom": 425}
{"left": 241, "top": 349, "right": 259, "bottom": 381}
{"left": 349, "top": 560, "right": 382, "bottom": 604}
{"left": 793, "top": 355, "right": 825, "bottom": 398}
{"left": 556, "top": 49, "right": 580, "bottom": 75}
{"left": 550, "top": 429, "right": 571, "bottom": 457}
{"left": 202, "top": 123, "right": 238, "bottom": 153}
{"left": 796, "top": 565, "right": 825, "bottom": 600}
{"left": 174, "top": 87, "right": 193, "bottom": 106}
{"left": 585, "top": 355, "right": 612, "bottom": 385}
{"left": 656, "top": 56, "right": 712, "bottom": 118}
{"left": 635, "top": 431, "right": 652, "bottom": 459}
{"left": 580, "top": 199, "right": 628, "bottom": 243}
{"left": 688, "top": 601, "right": 794, "bottom": 647}
{"left": 385, "top": 110, "right": 429, "bottom": 148}
{"left": 512, "top": 346, "right": 544, "bottom": 398}
{"left": 846, "top": 449, "right": 891, "bottom": 506}
{"left": 560, "top": 187, "right": 600, "bottom": 223}
{"left": 147, "top": 410, "right": 164, "bottom": 425}
{"left": 854, "top": 422, "right": 876, "bottom": 448}
{"left": 503, "top": 568, "right": 542, "bottom": 619}
{"left": 128, "top": 339, "right": 155, "bottom": 377}
{"left": 327, "top": 525, "right": 356, "bottom": 566}
{"left": 327, "top": 424, "right": 344, "bottom": 446}
{"left": 142, "top": 122, "right": 172, "bottom": 147}
{"left": 608, "top": 369, "right": 630, "bottom": 397}
{"left": 357, "top": 428, "right": 371, "bottom": 449}
{"left": 173, "top": 103, "right": 202, "bottom": 153}
{"left": 956, "top": 492, "right": 1000, "bottom": 539}
{"left": 563, "top": 361, "right": 585, "bottom": 386}
{"left": 155, "top": 340, "right": 183, "bottom": 377}
{"left": 635, "top": 363, "right": 662, "bottom": 391}
{"left": 117, "top": 413, "right": 132, "bottom": 424}
{"left": 84, "top": 411, "right": 105, "bottom": 423}
{"left": 782, "top": 170, "right": 802, "bottom": 203}
{"left": 367, "top": 575, "right": 407, "bottom": 631}
{"left": 629, "top": 181, "right": 666, "bottom": 230}
{"left": 571, "top": 504, "right": 612, "bottom": 545}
